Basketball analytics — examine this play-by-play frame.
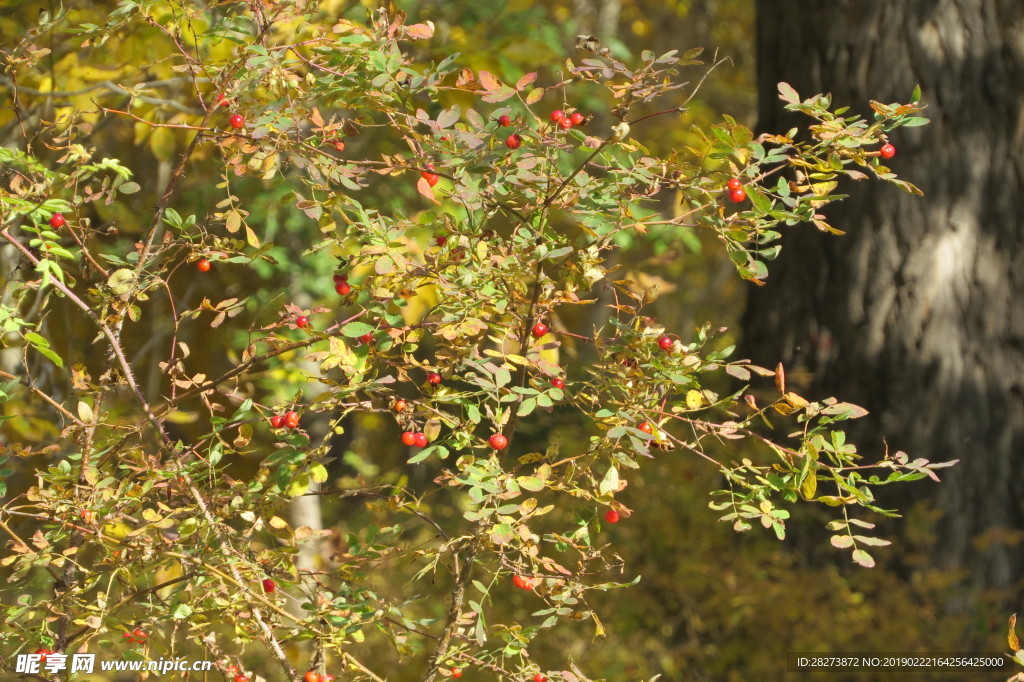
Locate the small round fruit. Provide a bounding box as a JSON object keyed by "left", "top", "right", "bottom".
{"left": 451, "top": 669, "right": 463, "bottom": 679}
{"left": 35, "top": 648, "right": 51, "bottom": 661}
{"left": 296, "top": 315, "right": 310, "bottom": 329}
{"left": 333, "top": 273, "right": 348, "bottom": 284}
{"left": 262, "top": 578, "right": 276, "bottom": 594}
{"left": 197, "top": 258, "right": 211, "bottom": 272}
{"left": 421, "top": 163, "right": 439, "bottom": 187}
{"left": 727, "top": 177, "right": 743, "bottom": 191}
{"left": 359, "top": 333, "right": 374, "bottom": 345}
{"left": 534, "top": 674, "right": 547, "bottom": 682}
{"left": 728, "top": 188, "right": 747, "bottom": 203}
{"left": 234, "top": 675, "right": 249, "bottom": 682}
{"left": 435, "top": 235, "right": 447, "bottom": 247}
{"left": 49, "top": 213, "right": 65, "bottom": 228}
{"left": 505, "top": 133, "right": 522, "bottom": 150}
{"left": 81, "top": 509, "right": 94, "bottom": 524}
{"left": 512, "top": 575, "right": 526, "bottom": 589}
{"left": 284, "top": 411, "right": 300, "bottom": 429}
{"left": 550, "top": 377, "right": 565, "bottom": 390}
{"left": 270, "top": 414, "right": 285, "bottom": 429}
{"left": 604, "top": 508, "right": 621, "bottom": 524}
{"left": 304, "top": 672, "right": 321, "bottom": 682}
{"left": 570, "top": 111, "right": 585, "bottom": 125}
{"left": 550, "top": 109, "right": 565, "bottom": 123}
{"left": 638, "top": 421, "right": 653, "bottom": 434}
{"left": 229, "top": 114, "right": 244, "bottom": 129}
{"left": 427, "top": 372, "right": 442, "bottom": 385}
{"left": 880, "top": 142, "right": 896, "bottom": 159}
{"left": 413, "top": 432, "right": 428, "bottom": 448}
{"left": 401, "top": 431, "right": 417, "bottom": 447}
{"left": 658, "top": 335, "right": 673, "bottom": 351}
{"left": 336, "top": 281, "right": 352, "bottom": 295}
{"left": 558, "top": 117, "right": 573, "bottom": 130}
{"left": 489, "top": 433, "right": 508, "bottom": 450}
{"left": 393, "top": 399, "right": 407, "bottom": 413}
{"left": 531, "top": 322, "right": 549, "bottom": 338}
{"left": 226, "top": 665, "right": 239, "bottom": 674}
{"left": 497, "top": 114, "right": 511, "bottom": 127}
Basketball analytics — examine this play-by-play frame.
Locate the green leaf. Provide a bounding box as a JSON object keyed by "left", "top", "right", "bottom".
{"left": 599, "top": 466, "right": 619, "bottom": 495}
{"left": 489, "top": 522, "right": 514, "bottom": 545}
{"left": 517, "top": 475, "right": 544, "bottom": 492}
{"left": 341, "top": 321, "right": 375, "bottom": 337}
{"left": 851, "top": 549, "right": 875, "bottom": 567}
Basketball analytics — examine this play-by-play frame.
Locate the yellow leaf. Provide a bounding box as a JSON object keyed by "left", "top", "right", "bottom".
{"left": 685, "top": 390, "right": 703, "bottom": 410}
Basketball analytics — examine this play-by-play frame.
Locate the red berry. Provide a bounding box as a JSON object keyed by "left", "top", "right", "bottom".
{"left": 638, "top": 421, "right": 653, "bottom": 434}
{"left": 393, "top": 399, "right": 407, "bottom": 413}
{"left": 604, "top": 508, "right": 620, "bottom": 524}
{"left": 336, "top": 281, "right": 352, "bottom": 296}
{"left": 226, "top": 665, "right": 238, "bottom": 674}
{"left": 234, "top": 676, "right": 249, "bottom": 682}
{"left": 570, "top": 111, "right": 585, "bottom": 125}
{"left": 435, "top": 235, "right": 447, "bottom": 246}
{"left": 489, "top": 433, "right": 508, "bottom": 450}
{"left": 333, "top": 273, "right": 348, "bottom": 284}
{"left": 534, "top": 675, "right": 547, "bottom": 682}
{"left": 401, "top": 431, "right": 417, "bottom": 446}
{"left": 304, "top": 672, "right": 321, "bottom": 682}
{"left": 359, "top": 333, "right": 374, "bottom": 345}
{"left": 440, "top": 135, "right": 449, "bottom": 142}
{"left": 49, "top": 213, "right": 65, "bottom": 228}
{"left": 728, "top": 188, "right": 747, "bottom": 203}
{"left": 331, "top": 139, "right": 345, "bottom": 152}
{"left": 262, "top": 578, "right": 276, "bottom": 594}
{"left": 413, "top": 432, "right": 428, "bottom": 448}
{"left": 427, "top": 372, "right": 442, "bottom": 385}
{"left": 270, "top": 414, "right": 284, "bottom": 428}
{"left": 880, "top": 143, "right": 896, "bottom": 159}
{"left": 727, "top": 177, "right": 742, "bottom": 191}
{"left": 505, "top": 133, "right": 522, "bottom": 150}
{"left": 658, "top": 335, "right": 673, "bottom": 351}
{"left": 550, "top": 377, "right": 565, "bottom": 389}
{"left": 512, "top": 575, "right": 525, "bottom": 589}
{"left": 421, "top": 163, "right": 439, "bottom": 187}
{"left": 296, "top": 315, "right": 310, "bottom": 329}
{"left": 497, "top": 114, "right": 511, "bottom": 127}
{"left": 284, "top": 410, "right": 300, "bottom": 429}
{"left": 133, "top": 628, "right": 147, "bottom": 639}
{"left": 229, "top": 114, "right": 244, "bottom": 129}
{"left": 197, "top": 258, "right": 211, "bottom": 272}
{"left": 35, "top": 648, "right": 51, "bottom": 661}
{"left": 558, "top": 117, "right": 573, "bottom": 130}
{"left": 451, "top": 669, "right": 463, "bottom": 679}
{"left": 531, "top": 322, "right": 549, "bottom": 338}
{"left": 550, "top": 110, "right": 565, "bottom": 123}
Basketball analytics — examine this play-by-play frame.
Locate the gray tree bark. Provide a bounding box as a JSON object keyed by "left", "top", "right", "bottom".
{"left": 746, "top": 1, "right": 1024, "bottom": 591}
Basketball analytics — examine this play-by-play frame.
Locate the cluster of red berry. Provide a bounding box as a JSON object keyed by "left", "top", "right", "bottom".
{"left": 401, "top": 431, "right": 429, "bottom": 448}
{"left": 334, "top": 272, "right": 352, "bottom": 295}
{"left": 726, "top": 177, "right": 746, "bottom": 203}
{"left": 121, "top": 628, "right": 147, "bottom": 645}
{"left": 550, "top": 109, "right": 586, "bottom": 130}
{"left": 269, "top": 410, "right": 300, "bottom": 429}
{"left": 511, "top": 574, "right": 538, "bottom": 590}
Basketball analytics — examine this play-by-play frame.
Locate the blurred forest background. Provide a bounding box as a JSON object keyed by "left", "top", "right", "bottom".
{"left": 2, "top": 0, "right": 1021, "bottom": 680}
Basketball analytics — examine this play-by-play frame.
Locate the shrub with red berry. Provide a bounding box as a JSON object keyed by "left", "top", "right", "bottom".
{"left": 0, "top": 6, "right": 938, "bottom": 682}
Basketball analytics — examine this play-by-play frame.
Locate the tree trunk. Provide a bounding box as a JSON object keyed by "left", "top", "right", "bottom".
{"left": 747, "top": 0, "right": 1024, "bottom": 592}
